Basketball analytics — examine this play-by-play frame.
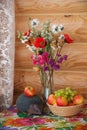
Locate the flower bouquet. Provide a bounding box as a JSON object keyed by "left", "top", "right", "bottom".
{"left": 18, "top": 18, "right": 73, "bottom": 99}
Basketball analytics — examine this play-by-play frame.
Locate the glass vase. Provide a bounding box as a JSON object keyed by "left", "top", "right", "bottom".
{"left": 40, "top": 69, "right": 54, "bottom": 100}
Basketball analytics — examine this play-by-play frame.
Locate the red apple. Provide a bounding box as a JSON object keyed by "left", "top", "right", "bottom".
{"left": 73, "top": 94, "right": 84, "bottom": 105}
{"left": 24, "top": 86, "right": 35, "bottom": 97}
{"left": 56, "top": 96, "right": 68, "bottom": 106}
{"left": 47, "top": 94, "right": 56, "bottom": 105}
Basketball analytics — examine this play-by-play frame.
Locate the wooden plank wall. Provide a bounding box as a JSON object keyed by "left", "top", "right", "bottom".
{"left": 14, "top": 0, "right": 87, "bottom": 104}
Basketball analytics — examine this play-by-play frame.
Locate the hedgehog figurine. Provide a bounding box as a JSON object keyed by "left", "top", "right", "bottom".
{"left": 16, "top": 94, "right": 44, "bottom": 115}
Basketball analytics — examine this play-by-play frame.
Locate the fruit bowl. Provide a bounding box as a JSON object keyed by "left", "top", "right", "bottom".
{"left": 47, "top": 103, "right": 83, "bottom": 116}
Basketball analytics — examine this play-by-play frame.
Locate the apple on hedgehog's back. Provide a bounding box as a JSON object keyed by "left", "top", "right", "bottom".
{"left": 24, "top": 86, "right": 35, "bottom": 97}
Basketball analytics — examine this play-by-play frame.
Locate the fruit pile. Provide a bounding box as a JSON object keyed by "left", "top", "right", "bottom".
{"left": 47, "top": 87, "right": 84, "bottom": 106}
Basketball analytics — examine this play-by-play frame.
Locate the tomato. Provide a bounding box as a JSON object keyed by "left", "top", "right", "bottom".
{"left": 24, "top": 86, "right": 35, "bottom": 97}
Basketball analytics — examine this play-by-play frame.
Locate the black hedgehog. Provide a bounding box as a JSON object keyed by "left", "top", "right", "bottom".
{"left": 16, "top": 94, "right": 44, "bottom": 115}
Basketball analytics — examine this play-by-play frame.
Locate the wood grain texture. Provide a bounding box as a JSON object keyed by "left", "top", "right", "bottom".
{"left": 16, "top": 15, "right": 87, "bottom": 43}
{"left": 15, "top": 43, "right": 87, "bottom": 71}
{"left": 14, "top": 70, "right": 87, "bottom": 89}
{"left": 14, "top": 0, "right": 87, "bottom": 102}
{"left": 14, "top": 69, "right": 87, "bottom": 103}
{"left": 15, "top": 0, "right": 87, "bottom": 14}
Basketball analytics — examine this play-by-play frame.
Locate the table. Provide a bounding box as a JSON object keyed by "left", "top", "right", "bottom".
{"left": 0, "top": 104, "right": 87, "bottom": 130}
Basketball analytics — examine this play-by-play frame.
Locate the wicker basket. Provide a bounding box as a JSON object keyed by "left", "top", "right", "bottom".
{"left": 47, "top": 103, "right": 83, "bottom": 116}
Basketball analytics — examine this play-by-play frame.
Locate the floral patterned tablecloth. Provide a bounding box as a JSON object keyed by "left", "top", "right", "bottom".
{"left": 0, "top": 104, "right": 87, "bottom": 130}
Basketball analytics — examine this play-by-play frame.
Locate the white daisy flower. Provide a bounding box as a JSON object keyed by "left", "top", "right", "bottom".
{"left": 31, "top": 19, "right": 39, "bottom": 27}
{"left": 58, "top": 24, "right": 64, "bottom": 31}
{"left": 52, "top": 24, "right": 59, "bottom": 34}
{"left": 59, "top": 34, "right": 64, "bottom": 39}
{"left": 58, "top": 28, "right": 62, "bottom": 32}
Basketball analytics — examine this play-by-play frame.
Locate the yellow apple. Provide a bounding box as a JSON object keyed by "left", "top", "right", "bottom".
{"left": 73, "top": 94, "right": 84, "bottom": 105}
{"left": 47, "top": 94, "right": 56, "bottom": 105}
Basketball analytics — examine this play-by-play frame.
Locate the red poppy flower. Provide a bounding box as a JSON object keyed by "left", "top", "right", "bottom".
{"left": 34, "top": 37, "right": 46, "bottom": 48}
{"left": 64, "top": 34, "right": 73, "bottom": 43}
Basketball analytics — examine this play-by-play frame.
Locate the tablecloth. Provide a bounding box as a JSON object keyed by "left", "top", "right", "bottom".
{"left": 0, "top": 104, "right": 87, "bottom": 130}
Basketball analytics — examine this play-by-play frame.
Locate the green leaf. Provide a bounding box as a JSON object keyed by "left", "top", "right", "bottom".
{"left": 56, "top": 128, "right": 63, "bottom": 130}
{"left": 62, "top": 127, "right": 72, "bottom": 130}
{"left": 83, "top": 118, "right": 87, "bottom": 122}
{"left": 17, "top": 112, "right": 28, "bottom": 118}
{"left": 17, "top": 31, "right": 22, "bottom": 39}
{"left": 0, "top": 123, "right": 2, "bottom": 127}
{"left": 56, "top": 126, "right": 74, "bottom": 130}
{"left": 20, "top": 126, "right": 33, "bottom": 130}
